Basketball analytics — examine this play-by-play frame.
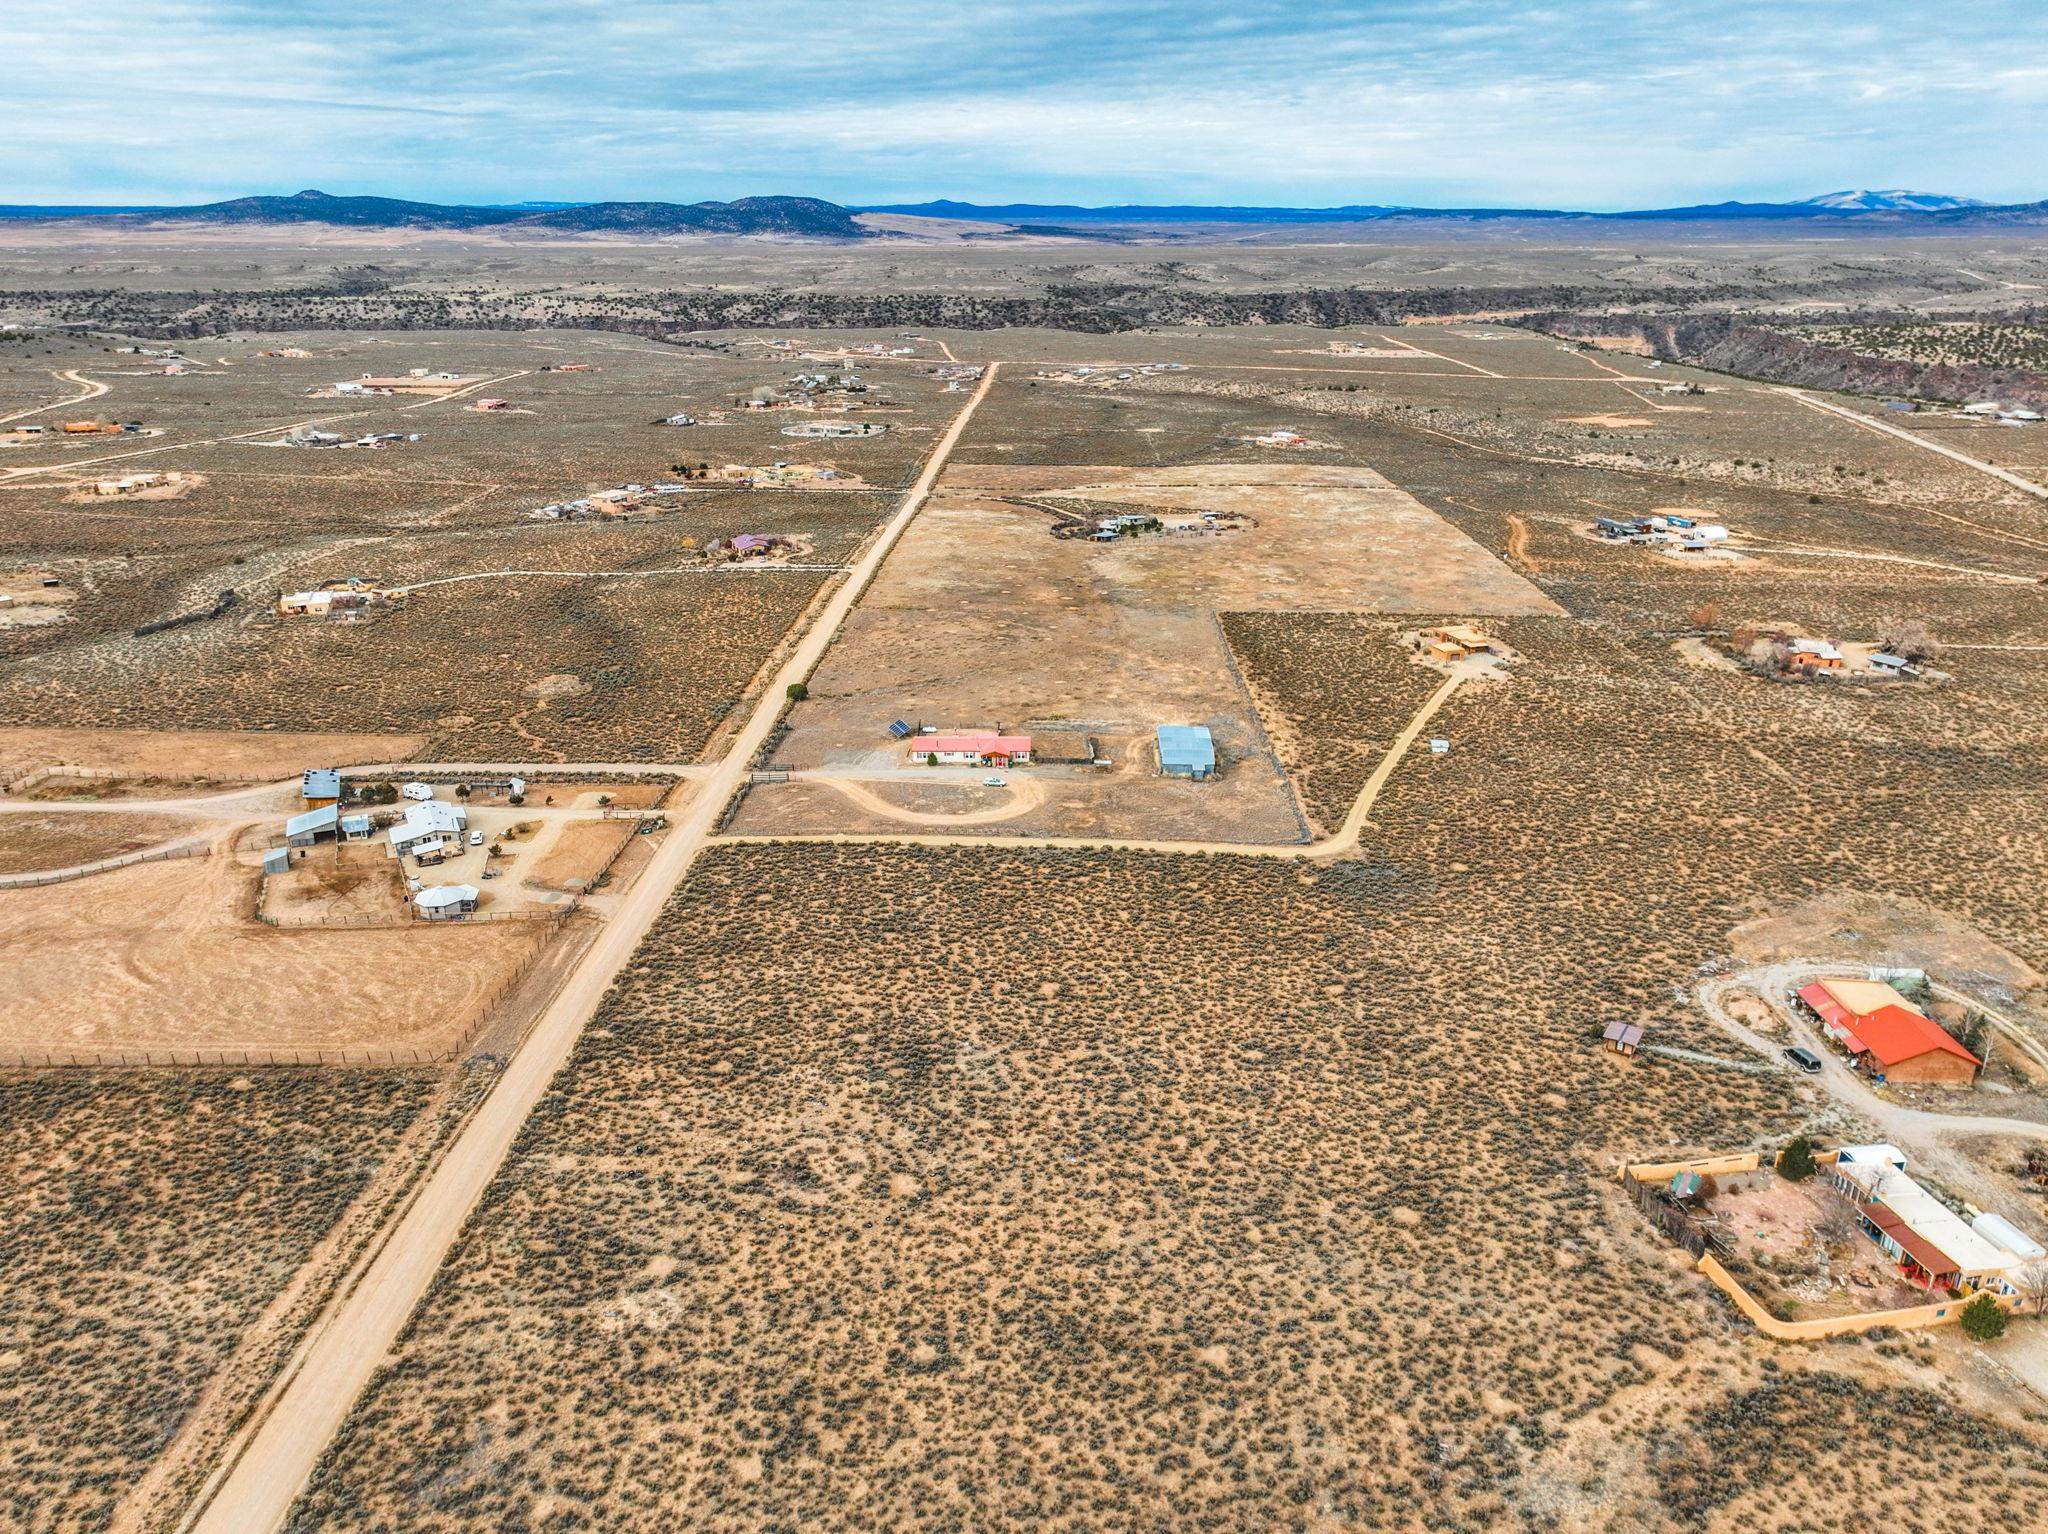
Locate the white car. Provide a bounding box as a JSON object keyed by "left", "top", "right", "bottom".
{"left": 982, "top": 776, "right": 1007, "bottom": 788}
{"left": 469, "top": 830, "right": 485, "bottom": 847}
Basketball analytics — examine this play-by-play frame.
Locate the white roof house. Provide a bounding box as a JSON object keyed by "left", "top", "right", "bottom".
{"left": 414, "top": 883, "right": 479, "bottom": 915}
{"left": 388, "top": 800, "right": 468, "bottom": 853}
{"left": 1834, "top": 1155, "right": 2020, "bottom": 1278}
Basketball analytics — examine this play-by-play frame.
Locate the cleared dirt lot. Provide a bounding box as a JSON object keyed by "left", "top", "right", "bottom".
{"left": 0, "top": 847, "right": 541, "bottom": 1056}
{"left": 757, "top": 461, "right": 1557, "bottom": 842}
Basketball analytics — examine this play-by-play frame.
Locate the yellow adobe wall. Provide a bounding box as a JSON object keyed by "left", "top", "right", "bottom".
{"left": 1697, "top": 1254, "right": 2018, "bottom": 1340}
{"left": 1620, "top": 1151, "right": 1761, "bottom": 1183}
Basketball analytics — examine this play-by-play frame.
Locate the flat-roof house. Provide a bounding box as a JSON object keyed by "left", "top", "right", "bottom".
{"left": 1788, "top": 638, "right": 1844, "bottom": 670}
{"left": 1156, "top": 724, "right": 1217, "bottom": 780}
{"left": 1423, "top": 623, "right": 1496, "bottom": 661}
{"left": 302, "top": 768, "right": 341, "bottom": 807}
{"left": 415, "top": 884, "right": 480, "bottom": 920}
{"left": 340, "top": 812, "right": 374, "bottom": 841}
{"left": 1799, "top": 978, "right": 1981, "bottom": 1086}
{"left": 388, "top": 800, "right": 469, "bottom": 857}
{"left": 1830, "top": 1147, "right": 2021, "bottom": 1290}
{"left": 917, "top": 732, "right": 1032, "bottom": 767}
{"left": 285, "top": 804, "right": 339, "bottom": 846}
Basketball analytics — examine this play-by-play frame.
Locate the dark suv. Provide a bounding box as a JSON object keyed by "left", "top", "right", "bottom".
{"left": 1784, "top": 1046, "right": 1823, "bottom": 1075}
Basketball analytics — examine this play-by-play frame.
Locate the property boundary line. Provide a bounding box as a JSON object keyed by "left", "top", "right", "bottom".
{"left": 0, "top": 839, "right": 208, "bottom": 888}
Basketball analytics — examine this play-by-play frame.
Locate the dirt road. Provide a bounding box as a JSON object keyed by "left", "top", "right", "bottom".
{"left": 801, "top": 770, "right": 1048, "bottom": 826}
{"left": 1695, "top": 964, "right": 2048, "bottom": 1210}
{"left": 1781, "top": 390, "right": 2048, "bottom": 501}
{"left": 0, "top": 367, "right": 109, "bottom": 425}
{"left": 179, "top": 362, "right": 1003, "bottom": 1534}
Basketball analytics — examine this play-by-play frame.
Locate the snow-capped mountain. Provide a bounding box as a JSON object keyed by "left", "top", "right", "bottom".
{"left": 1799, "top": 189, "right": 1987, "bottom": 213}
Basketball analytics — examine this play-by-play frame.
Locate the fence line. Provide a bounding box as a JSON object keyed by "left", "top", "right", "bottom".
{"left": 1, "top": 908, "right": 576, "bottom": 1072}
{"left": 0, "top": 839, "right": 208, "bottom": 889}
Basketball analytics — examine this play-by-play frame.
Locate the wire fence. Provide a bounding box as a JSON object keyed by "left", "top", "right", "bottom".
{"left": 2, "top": 911, "right": 574, "bottom": 1072}
{"left": 0, "top": 839, "right": 208, "bottom": 889}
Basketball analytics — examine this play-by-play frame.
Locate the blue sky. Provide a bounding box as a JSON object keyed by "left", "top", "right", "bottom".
{"left": 9, "top": 0, "right": 2046, "bottom": 208}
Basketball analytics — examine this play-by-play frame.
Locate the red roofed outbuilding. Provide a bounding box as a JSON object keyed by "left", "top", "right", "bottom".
{"left": 1798, "top": 978, "right": 1980, "bottom": 1086}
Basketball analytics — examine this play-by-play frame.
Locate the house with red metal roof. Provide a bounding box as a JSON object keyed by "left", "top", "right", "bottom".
{"left": 914, "top": 732, "right": 1032, "bottom": 767}
{"left": 1798, "top": 978, "right": 1981, "bottom": 1086}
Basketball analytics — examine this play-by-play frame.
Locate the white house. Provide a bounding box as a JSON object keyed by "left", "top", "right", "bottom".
{"left": 388, "top": 800, "right": 469, "bottom": 857}
{"left": 415, "top": 884, "right": 480, "bottom": 920}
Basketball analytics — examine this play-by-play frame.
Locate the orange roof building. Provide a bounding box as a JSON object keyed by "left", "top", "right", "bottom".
{"left": 1798, "top": 978, "right": 1980, "bottom": 1086}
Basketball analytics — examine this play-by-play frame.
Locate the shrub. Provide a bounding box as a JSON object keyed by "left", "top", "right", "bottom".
{"left": 1778, "top": 1136, "right": 1817, "bottom": 1182}
{"left": 1959, "top": 1293, "right": 2007, "bottom": 1342}
{"left": 786, "top": 681, "right": 809, "bottom": 702}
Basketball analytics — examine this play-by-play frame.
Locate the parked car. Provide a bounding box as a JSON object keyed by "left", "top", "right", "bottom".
{"left": 469, "top": 829, "right": 484, "bottom": 846}
{"left": 982, "top": 776, "right": 1007, "bottom": 787}
{"left": 1784, "top": 1046, "right": 1823, "bottom": 1074}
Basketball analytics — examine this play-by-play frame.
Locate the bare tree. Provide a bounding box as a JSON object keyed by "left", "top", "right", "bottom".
{"left": 2011, "top": 1264, "right": 2048, "bottom": 1318}
{"left": 1881, "top": 617, "right": 1938, "bottom": 662}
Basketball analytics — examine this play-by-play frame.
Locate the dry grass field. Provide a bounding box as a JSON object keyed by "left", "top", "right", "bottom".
{"left": 0, "top": 849, "right": 542, "bottom": 1056}
{"left": 0, "top": 810, "right": 189, "bottom": 873}
{"left": 0, "top": 1069, "right": 445, "bottom": 1534}
{"left": 0, "top": 726, "right": 426, "bottom": 785}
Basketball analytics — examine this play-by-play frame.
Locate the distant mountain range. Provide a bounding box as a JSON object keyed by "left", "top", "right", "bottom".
{"left": 864, "top": 190, "right": 2043, "bottom": 228}
{"left": 0, "top": 186, "right": 2039, "bottom": 236}
{"left": 0, "top": 189, "right": 865, "bottom": 237}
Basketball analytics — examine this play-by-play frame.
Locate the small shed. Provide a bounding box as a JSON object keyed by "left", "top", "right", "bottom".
{"left": 340, "top": 813, "right": 374, "bottom": 841}
{"left": 1156, "top": 725, "right": 1217, "bottom": 780}
{"left": 261, "top": 846, "right": 290, "bottom": 876}
{"left": 414, "top": 884, "right": 479, "bottom": 920}
{"left": 285, "top": 804, "right": 339, "bottom": 846}
{"left": 1602, "top": 1020, "right": 1644, "bottom": 1057}
{"left": 302, "top": 767, "right": 341, "bottom": 807}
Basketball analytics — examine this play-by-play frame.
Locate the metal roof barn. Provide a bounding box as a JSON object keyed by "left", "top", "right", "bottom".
{"left": 1156, "top": 724, "right": 1217, "bottom": 779}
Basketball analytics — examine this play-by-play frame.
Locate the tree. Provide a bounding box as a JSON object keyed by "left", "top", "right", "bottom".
{"left": 926, "top": 753, "right": 938, "bottom": 768}
{"left": 1778, "top": 1135, "right": 1818, "bottom": 1182}
{"left": 2010, "top": 1264, "right": 2048, "bottom": 1318}
{"left": 786, "top": 682, "right": 808, "bottom": 702}
{"left": 1959, "top": 1292, "right": 2008, "bottom": 1342}
{"left": 454, "top": 782, "right": 470, "bottom": 799}
{"left": 1882, "top": 617, "right": 1938, "bottom": 663}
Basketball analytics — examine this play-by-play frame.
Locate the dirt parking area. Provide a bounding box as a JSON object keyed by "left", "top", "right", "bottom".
{"left": 760, "top": 462, "right": 1557, "bottom": 841}
{"left": 0, "top": 848, "right": 539, "bottom": 1055}
{"left": 0, "top": 809, "right": 190, "bottom": 873}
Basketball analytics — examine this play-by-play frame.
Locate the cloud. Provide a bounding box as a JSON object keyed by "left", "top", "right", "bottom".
{"left": 5, "top": 0, "right": 2044, "bottom": 206}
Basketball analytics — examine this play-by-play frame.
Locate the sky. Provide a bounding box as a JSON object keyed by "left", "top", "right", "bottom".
{"left": 9, "top": 0, "right": 2047, "bottom": 209}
